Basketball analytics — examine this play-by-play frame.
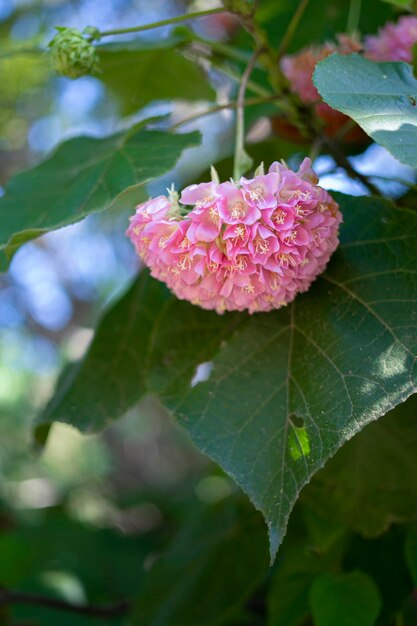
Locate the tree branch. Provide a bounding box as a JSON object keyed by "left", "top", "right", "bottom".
{"left": 0, "top": 588, "right": 129, "bottom": 619}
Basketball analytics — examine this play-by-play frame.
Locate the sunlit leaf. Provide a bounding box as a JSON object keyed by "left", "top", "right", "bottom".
{"left": 0, "top": 121, "right": 200, "bottom": 268}
{"left": 314, "top": 54, "right": 417, "bottom": 167}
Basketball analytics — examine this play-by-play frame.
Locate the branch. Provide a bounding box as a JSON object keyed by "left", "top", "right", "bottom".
{"left": 97, "top": 8, "right": 225, "bottom": 38}
{"left": 322, "top": 137, "right": 382, "bottom": 196}
{"left": 278, "top": 0, "right": 312, "bottom": 59}
{"left": 0, "top": 588, "right": 129, "bottom": 619}
{"left": 234, "top": 48, "right": 263, "bottom": 179}
{"left": 170, "top": 95, "right": 283, "bottom": 130}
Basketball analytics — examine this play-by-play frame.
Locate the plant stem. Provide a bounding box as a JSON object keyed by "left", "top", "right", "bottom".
{"left": 278, "top": 0, "right": 312, "bottom": 59}
{"left": 191, "top": 33, "right": 251, "bottom": 65}
{"left": 234, "top": 49, "right": 262, "bottom": 180}
{"left": 346, "top": 0, "right": 362, "bottom": 34}
{"left": 170, "top": 95, "right": 283, "bottom": 130}
{"left": 0, "top": 589, "right": 129, "bottom": 619}
{"left": 322, "top": 137, "right": 382, "bottom": 196}
{"left": 97, "top": 8, "right": 225, "bottom": 38}
{"left": 204, "top": 57, "right": 272, "bottom": 97}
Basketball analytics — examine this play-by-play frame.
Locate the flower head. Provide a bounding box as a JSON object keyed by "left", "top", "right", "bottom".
{"left": 49, "top": 27, "right": 99, "bottom": 79}
{"left": 364, "top": 14, "right": 417, "bottom": 63}
{"left": 127, "top": 160, "right": 342, "bottom": 314}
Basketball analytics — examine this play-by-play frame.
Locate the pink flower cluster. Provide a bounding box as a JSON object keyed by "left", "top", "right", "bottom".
{"left": 127, "top": 160, "right": 342, "bottom": 314}
{"left": 365, "top": 14, "right": 417, "bottom": 63}
{"left": 280, "top": 16, "right": 417, "bottom": 136}
{"left": 281, "top": 35, "right": 362, "bottom": 107}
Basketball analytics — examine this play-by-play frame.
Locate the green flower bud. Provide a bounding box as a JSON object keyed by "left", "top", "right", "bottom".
{"left": 48, "top": 27, "right": 99, "bottom": 79}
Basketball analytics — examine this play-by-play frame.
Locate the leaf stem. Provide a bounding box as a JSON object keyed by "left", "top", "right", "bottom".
{"left": 346, "top": 0, "right": 362, "bottom": 34}
{"left": 97, "top": 8, "right": 225, "bottom": 38}
{"left": 191, "top": 33, "right": 252, "bottom": 65}
{"left": 277, "top": 0, "right": 312, "bottom": 59}
{"left": 321, "top": 136, "right": 382, "bottom": 196}
{"left": 0, "top": 588, "right": 129, "bottom": 619}
{"left": 234, "top": 48, "right": 262, "bottom": 180}
{"left": 170, "top": 95, "right": 283, "bottom": 130}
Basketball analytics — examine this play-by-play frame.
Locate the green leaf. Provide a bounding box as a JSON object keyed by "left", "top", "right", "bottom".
{"left": 345, "top": 528, "right": 413, "bottom": 625}
{"left": 256, "top": 0, "right": 393, "bottom": 53}
{"left": 405, "top": 525, "right": 417, "bottom": 587}
{"left": 301, "top": 393, "right": 417, "bottom": 537}
{"left": 39, "top": 194, "right": 417, "bottom": 560}
{"left": 132, "top": 498, "right": 269, "bottom": 626}
{"left": 314, "top": 54, "right": 417, "bottom": 167}
{"left": 267, "top": 508, "right": 346, "bottom": 626}
{"left": 310, "top": 571, "right": 381, "bottom": 626}
{"left": 98, "top": 38, "right": 215, "bottom": 116}
{"left": 382, "top": 0, "right": 413, "bottom": 6}
{"left": 0, "top": 122, "right": 200, "bottom": 268}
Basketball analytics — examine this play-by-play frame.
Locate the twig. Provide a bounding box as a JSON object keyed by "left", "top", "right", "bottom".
{"left": 234, "top": 48, "right": 263, "bottom": 179}
{"left": 170, "top": 95, "right": 283, "bottom": 130}
{"left": 97, "top": 8, "right": 224, "bottom": 38}
{"left": 322, "top": 137, "right": 382, "bottom": 196}
{"left": 346, "top": 0, "right": 362, "bottom": 34}
{"left": 0, "top": 588, "right": 129, "bottom": 619}
{"left": 278, "top": 0, "right": 312, "bottom": 59}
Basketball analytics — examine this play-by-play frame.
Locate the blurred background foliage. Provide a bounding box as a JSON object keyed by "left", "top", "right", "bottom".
{"left": 1, "top": 0, "right": 417, "bottom": 624}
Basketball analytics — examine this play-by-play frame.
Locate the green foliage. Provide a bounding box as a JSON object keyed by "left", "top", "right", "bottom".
{"left": 256, "top": 0, "right": 393, "bottom": 51}
{"left": 267, "top": 508, "right": 346, "bottom": 626}
{"left": 39, "top": 193, "right": 417, "bottom": 559}
{"left": 302, "top": 393, "right": 417, "bottom": 537}
{"left": 0, "top": 121, "right": 200, "bottom": 267}
{"left": 132, "top": 498, "right": 269, "bottom": 626}
{"left": 2, "top": 2, "right": 417, "bottom": 623}
{"left": 314, "top": 54, "right": 417, "bottom": 167}
{"left": 310, "top": 571, "right": 381, "bottom": 626}
{"left": 345, "top": 528, "right": 413, "bottom": 625}
{"left": 98, "top": 38, "right": 215, "bottom": 116}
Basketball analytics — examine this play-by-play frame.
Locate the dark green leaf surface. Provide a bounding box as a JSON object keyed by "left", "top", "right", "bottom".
{"left": 0, "top": 122, "right": 200, "bottom": 268}
{"left": 132, "top": 498, "right": 269, "bottom": 626}
{"left": 314, "top": 54, "right": 417, "bottom": 167}
{"left": 302, "top": 393, "right": 417, "bottom": 537}
{"left": 405, "top": 526, "right": 417, "bottom": 587}
{"left": 345, "top": 529, "right": 413, "bottom": 626}
{"left": 40, "top": 194, "right": 417, "bottom": 559}
{"left": 267, "top": 508, "right": 346, "bottom": 626}
{"left": 310, "top": 571, "right": 381, "bottom": 626}
{"left": 98, "top": 39, "right": 215, "bottom": 116}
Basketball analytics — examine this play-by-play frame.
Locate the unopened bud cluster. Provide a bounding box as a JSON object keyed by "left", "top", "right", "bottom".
{"left": 49, "top": 27, "right": 99, "bottom": 79}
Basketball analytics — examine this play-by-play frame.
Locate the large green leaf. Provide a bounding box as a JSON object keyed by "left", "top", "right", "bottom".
{"left": 132, "top": 498, "right": 269, "bottom": 626}
{"left": 309, "top": 571, "right": 381, "bottom": 626}
{"left": 98, "top": 38, "right": 215, "bottom": 116}
{"left": 0, "top": 122, "right": 200, "bottom": 268}
{"left": 301, "top": 393, "right": 417, "bottom": 537}
{"left": 39, "top": 194, "right": 417, "bottom": 559}
{"left": 314, "top": 54, "right": 417, "bottom": 167}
